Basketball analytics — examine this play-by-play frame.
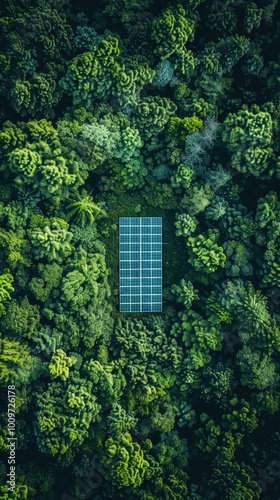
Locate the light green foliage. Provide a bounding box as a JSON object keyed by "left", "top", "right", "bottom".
{"left": 29, "top": 221, "right": 73, "bottom": 262}
{"left": 137, "top": 469, "right": 189, "bottom": 500}
{"left": 60, "top": 36, "right": 120, "bottom": 105}
{"left": 173, "top": 47, "right": 198, "bottom": 76}
{"left": 236, "top": 283, "right": 279, "bottom": 350}
{"left": 50, "top": 247, "right": 112, "bottom": 348}
{"left": 151, "top": 402, "right": 178, "bottom": 433}
{"left": 34, "top": 379, "right": 101, "bottom": 457}
{"left": 222, "top": 397, "right": 258, "bottom": 434}
{"left": 61, "top": 36, "right": 155, "bottom": 107}
{"left": 216, "top": 430, "right": 237, "bottom": 463}
{"left": 168, "top": 116, "right": 203, "bottom": 140}
{"left": 186, "top": 229, "right": 226, "bottom": 273}
{"left": 114, "top": 58, "right": 155, "bottom": 107}
{"left": 3, "top": 119, "right": 78, "bottom": 198}
{"left": 103, "top": 432, "right": 153, "bottom": 488}
{"left": 0, "top": 273, "right": 14, "bottom": 316}
{"left": 172, "top": 309, "right": 223, "bottom": 370}
{"left": 236, "top": 346, "right": 279, "bottom": 390}
{"left": 180, "top": 91, "right": 216, "bottom": 119}
{"left": 151, "top": 5, "right": 196, "bottom": 59}
{"left": 115, "top": 157, "right": 148, "bottom": 189}
{"left": 171, "top": 164, "right": 194, "bottom": 189}
{"left": 48, "top": 349, "right": 77, "bottom": 381}
{"left": 198, "top": 45, "right": 221, "bottom": 75}
{"left": 175, "top": 213, "right": 198, "bottom": 237}
{"left": 77, "top": 106, "right": 144, "bottom": 173}
{"left": 113, "top": 317, "right": 181, "bottom": 397}
{"left": 60, "top": 253, "right": 110, "bottom": 314}
{"left": 0, "top": 484, "right": 29, "bottom": 499}
{"left": 131, "top": 96, "right": 177, "bottom": 139}
{"left": 8, "top": 147, "right": 41, "bottom": 177}
{"left": 171, "top": 278, "right": 198, "bottom": 309}
{"left": 67, "top": 190, "right": 106, "bottom": 227}
{"left": 61, "top": 270, "right": 88, "bottom": 307}
{"left": 222, "top": 105, "right": 275, "bottom": 178}
{"left": 0, "top": 337, "right": 32, "bottom": 385}
{"left": 115, "top": 126, "right": 143, "bottom": 162}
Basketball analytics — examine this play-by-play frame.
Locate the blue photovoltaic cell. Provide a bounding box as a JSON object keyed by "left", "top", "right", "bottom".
{"left": 119, "top": 217, "right": 162, "bottom": 312}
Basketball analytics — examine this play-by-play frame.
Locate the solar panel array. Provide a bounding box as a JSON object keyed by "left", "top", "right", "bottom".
{"left": 119, "top": 217, "right": 162, "bottom": 312}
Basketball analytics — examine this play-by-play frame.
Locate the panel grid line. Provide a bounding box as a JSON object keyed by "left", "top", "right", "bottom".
{"left": 119, "top": 217, "right": 162, "bottom": 312}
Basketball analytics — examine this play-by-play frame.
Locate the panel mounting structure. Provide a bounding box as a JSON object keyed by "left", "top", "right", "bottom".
{"left": 119, "top": 217, "right": 162, "bottom": 312}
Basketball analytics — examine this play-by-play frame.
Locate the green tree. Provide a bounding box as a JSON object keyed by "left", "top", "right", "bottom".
{"left": 48, "top": 349, "right": 77, "bottom": 382}
{"left": 151, "top": 5, "right": 196, "bottom": 60}
{"left": 34, "top": 379, "right": 101, "bottom": 459}
{"left": 67, "top": 190, "right": 106, "bottom": 227}
{"left": 103, "top": 432, "right": 153, "bottom": 488}
{"left": 222, "top": 105, "right": 276, "bottom": 178}
{"left": 29, "top": 221, "right": 73, "bottom": 262}
{"left": 0, "top": 337, "right": 32, "bottom": 385}
{"left": 186, "top": 229, "right": 226, "bottom": 273}
{"left": 0, "top": 273, "right": 14, "bottom": 316}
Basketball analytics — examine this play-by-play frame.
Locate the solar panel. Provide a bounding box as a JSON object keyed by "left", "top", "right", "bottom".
{"left": 119, "top": 217, "right": 162, "bottom": 312}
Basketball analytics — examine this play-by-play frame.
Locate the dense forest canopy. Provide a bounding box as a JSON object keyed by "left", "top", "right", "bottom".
{"left": 0, "top": 0, "right": 280, "bottom": 498}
